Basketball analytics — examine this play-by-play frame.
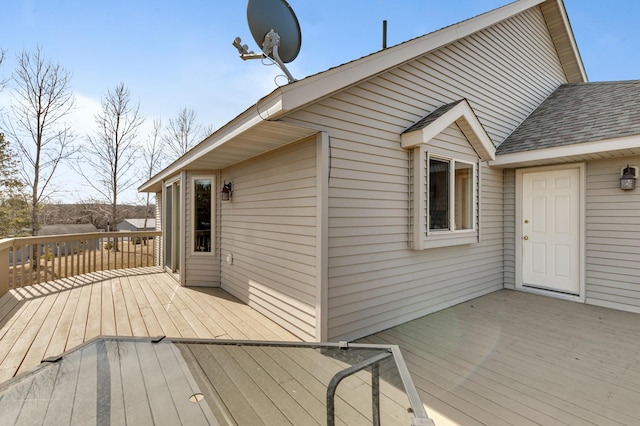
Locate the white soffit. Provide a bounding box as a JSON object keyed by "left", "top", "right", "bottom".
{"left": 139, "top": 119, "right": 316, "bottom": 193}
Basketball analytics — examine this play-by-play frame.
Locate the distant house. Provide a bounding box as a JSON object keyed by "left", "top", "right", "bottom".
{"left": 140, "top": 0, "right": 640, "bottom": 342}
{"left": 11, "top": 224, "right": 100, "bottom": 264}
{"left": 116, "top": 218, "right": 156, "bottom": 232}
{"left": 38, "top": 224, "right": 99, "bottom": 236}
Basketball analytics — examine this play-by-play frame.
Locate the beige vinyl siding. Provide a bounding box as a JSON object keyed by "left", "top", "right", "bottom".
{"left": 378, "top": 7, "right": 566, "bottom": 145}
{"left": 220, "top": 138, "right": 318, "bottom": 341}
{"left": 585, "top": 156, "right": 640, "bottom": 312}
{"left": 183, "top": 172, "right": 220, "bottom": 287}
{"left": 427, "top": 124, "right": 478, "bottom": 161}
{"left": 283, "top": 6, "right": 565, "bottom": 340}
{"left": 326, "top": 142, "right": 503, "bottom": 341}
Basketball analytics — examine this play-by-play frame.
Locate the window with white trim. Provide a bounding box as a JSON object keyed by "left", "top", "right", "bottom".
{"left": 428, "top": 156, "right": 475, "bottom": 232}
{"left": 411, "top": 146, "right": 478, "bottom": 250}
{"left": 192, "top": 176, "right": 214, "bottom": 254}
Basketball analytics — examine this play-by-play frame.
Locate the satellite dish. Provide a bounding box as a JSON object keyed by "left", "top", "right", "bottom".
{"left": 232, "top": 0, "right": 301, "bottom": 83}
{"left": 247, "top": 0, "right": 301, "bottom": 63}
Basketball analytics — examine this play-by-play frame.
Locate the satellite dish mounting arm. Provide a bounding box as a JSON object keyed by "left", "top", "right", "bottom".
{"left": 261, "top": 30, "right": 296, "bottom": 83}
{"left": 232, "top": 29, "right": 296, "bottom": 83}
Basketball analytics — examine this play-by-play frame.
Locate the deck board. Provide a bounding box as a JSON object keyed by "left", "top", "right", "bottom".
{"left": 0, "top": 267, "right": 299, "bottom": 384}
{"left": 1, "top": 270, "right": 640, "bottom": 425}
{"left": 42, "top": 361, "right": 76, "bottom": 426}
{"left": 66, "top": 281, "right": 91, "bottom": 350}
{"left": 180, "top": 343, "right": 409, "bottom": 425}
{"left": 71, "top": 341, "right": 99, "bottom": 425}
{"left": 45, "top": 280, "right": 82, "bottom": 359}
{"left": 361, "top": 289, "right": 640, "bottom": 426}
{"left": 135, "top": 340, "right": 184, "bottom": 425}
{"left": 119, "top": 274, "right": 148, "bottom": 336}
{"left": 127, "top": 272, "right": 163, "bottom": 337}
{"left": 17, "top": 289, "right": 70, "bottom": 376}
{"left": 186, "top": 344, "right": 267, "bottom": 425}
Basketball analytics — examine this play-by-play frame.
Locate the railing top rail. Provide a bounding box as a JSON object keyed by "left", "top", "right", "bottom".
{"left": 0, "top": 238, "right": 13, "bottom": 252}
{"left": 0, "top": 230, "right": 161, "bottom": 246}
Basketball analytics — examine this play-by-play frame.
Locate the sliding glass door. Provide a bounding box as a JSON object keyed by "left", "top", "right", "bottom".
{"left": 164, "top": 179, "right": 181, "bottom": 277}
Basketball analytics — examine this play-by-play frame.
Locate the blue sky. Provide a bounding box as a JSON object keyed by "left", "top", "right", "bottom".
{"left": 1, "top": 0, "right": 639, "bottom": 202}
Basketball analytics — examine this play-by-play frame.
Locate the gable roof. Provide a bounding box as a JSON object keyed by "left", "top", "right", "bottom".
{"left": 117, "top": 218, "right": 156, "bottom": 230}
{"left": 272, "top": 0, "right": 584, "bottom": 114}
{"left": 401, "top": 99, "right": 496, "bottom": 161}
{"left": 140, "top": 0, "right": 584, "bottom": 193}
{"left": 404, "top": 100, "right": 465, "bottom": 134}
{"left": 492, "top": 81, "right": 640, "bottom": 167}
{"left": 38, "top": 224, "right": 99, "bottom": 236}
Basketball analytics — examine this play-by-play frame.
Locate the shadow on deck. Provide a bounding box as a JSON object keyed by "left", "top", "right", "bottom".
{"left": 0, "top": 267, "right": 299, "bottom": 383}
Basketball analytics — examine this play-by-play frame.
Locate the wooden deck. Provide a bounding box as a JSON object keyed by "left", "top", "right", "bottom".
{"left": 0, "top": 267, "right": 298, "bottom": 383}
{"left": 362, "top": 290, "right": 640, "bottom": 425}
{"left": 1, "top": 269, "right": 639, "bottom": 425}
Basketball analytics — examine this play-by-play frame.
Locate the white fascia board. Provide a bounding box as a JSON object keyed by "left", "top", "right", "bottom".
{"left": 546, "top": 0, "right": 587, "bottom": 82}
{"left": 139, "top": 92, "right": 285, "bottom": 192}
{"left": 557, "top": 0, "right": 587, "bottom": 82}
{"left": 278, "top": 0, "right": 545, "bottom": 113}
{"left": 490, "top": 134, "right": 640, "bottom": 167}
{"left": 401, "top": 100, "right": 496, "bottom": 161}
{"left": 456, "top": 112, "right": 496, "bottom": 161}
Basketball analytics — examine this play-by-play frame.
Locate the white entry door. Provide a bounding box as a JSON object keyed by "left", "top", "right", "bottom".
{"left": 521, "top": 168, "right": 580, "bottom": 295}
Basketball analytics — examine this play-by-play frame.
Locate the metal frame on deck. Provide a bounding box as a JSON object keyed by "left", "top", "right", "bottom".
{"left": 3, "top": 336, "right": 434, "bottom": 425}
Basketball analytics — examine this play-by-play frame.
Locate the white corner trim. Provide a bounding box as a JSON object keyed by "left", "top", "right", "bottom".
{"left": 315, "top": 132, "right": 330, "bottom": 341}
{"left": 411, "top": 146, "right": 427, "bottom": 250}
{"left": 401, "top": 100, "right": 496, "bottom": 161}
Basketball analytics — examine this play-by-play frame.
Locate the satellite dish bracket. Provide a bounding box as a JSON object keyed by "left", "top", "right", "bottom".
{"left": 233, "top": 30, "right": 296, "bottom": 83}
{"left": 262, "top": 30, "right": 296, "bottom": 83}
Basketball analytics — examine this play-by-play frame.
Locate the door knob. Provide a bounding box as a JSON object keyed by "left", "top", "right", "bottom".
{"left": 523, "top": 236, "right": 529, "bottom": 240}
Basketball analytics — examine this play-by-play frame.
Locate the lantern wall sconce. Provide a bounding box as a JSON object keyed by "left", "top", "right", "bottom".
{"left": 221, "top": 181, "right": 233, "bottom": 201}
{"left": 620, "top": 165, "right": 638, "bottom": 191}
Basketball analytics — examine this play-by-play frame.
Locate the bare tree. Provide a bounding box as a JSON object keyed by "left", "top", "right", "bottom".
{"left": 141, "top": 119, "right": 165, "bottom": 232}
{"left": 163, "top": 107, "right": 203, "bottom": 159}
{"left": 77, "top": 82, "right": 143, "bottom": 238}
{"left": 0, "top": 47, "right": 76, "bottom": 236}
{"left": 202, "top": 123, "right": 215, "bottom": 138}
{"left": 0, "top": 49, "right": 7, "bottom": 92}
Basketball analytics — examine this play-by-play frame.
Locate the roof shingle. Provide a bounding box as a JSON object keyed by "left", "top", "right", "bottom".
{"left": 496, "top": 81, "right": 640, "bottom": 155}
{"left": 403, "top": 100, "right": 464, "bottom": 134}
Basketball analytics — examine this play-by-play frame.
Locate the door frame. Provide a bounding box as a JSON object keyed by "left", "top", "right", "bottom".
{"left": 163, "top": 173, "right": 185, "bottom": 285}
{"left": 514, "top": 163, "right": 586, "bottom": 302}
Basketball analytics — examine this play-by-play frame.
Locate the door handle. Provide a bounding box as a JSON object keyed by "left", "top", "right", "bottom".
{"left": 523, "top": 236, "right": 529, "bottom": 240}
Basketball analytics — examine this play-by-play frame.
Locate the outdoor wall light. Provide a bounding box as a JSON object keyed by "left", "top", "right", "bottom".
{"left": 221, "top": 181, "right": 233, "bottom": 200}
{"left": 620, "top": 165, "right": 637, "bottom": 191}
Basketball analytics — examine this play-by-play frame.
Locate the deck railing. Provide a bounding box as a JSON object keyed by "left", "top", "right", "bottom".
{"left": 0, "top": 231, "right": 162, "bottom": 296}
